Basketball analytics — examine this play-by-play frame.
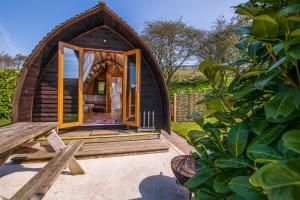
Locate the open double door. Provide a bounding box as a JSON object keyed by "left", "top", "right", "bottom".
{"left": 58, "top": 42, "right": 141, "bottom": 129}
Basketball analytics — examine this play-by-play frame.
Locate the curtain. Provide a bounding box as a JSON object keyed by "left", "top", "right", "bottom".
{"left": 83, "top": 51, "right": 96, "bottom": 82}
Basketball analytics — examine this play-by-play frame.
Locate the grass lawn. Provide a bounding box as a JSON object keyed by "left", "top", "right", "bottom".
{"left": 168, "top": 79, "right": 212, "bottom": 99}
{"left": 0, "top": 119, "right": 11, "bottom": 127}
{"left": 171, "top": 121, "right": 201, "bottom": 141}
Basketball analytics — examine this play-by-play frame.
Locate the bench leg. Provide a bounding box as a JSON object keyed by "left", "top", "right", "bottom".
{"left": 46, "top": 130, "right": 85, "bottom": 175}
{"left": 0, "top": 150, "right": 13, "bottom": 167}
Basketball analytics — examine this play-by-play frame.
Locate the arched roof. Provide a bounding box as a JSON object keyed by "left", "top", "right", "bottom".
{"left": 12, "top": 3, "right": 170, "bottom": 131}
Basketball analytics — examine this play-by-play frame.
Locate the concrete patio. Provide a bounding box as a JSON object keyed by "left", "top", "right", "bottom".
{"left": 0, "top": 145, "right": 189, "bottom": 200}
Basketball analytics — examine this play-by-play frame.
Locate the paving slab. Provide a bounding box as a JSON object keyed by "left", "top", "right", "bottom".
{"left": 161, "top": 131, "right": 195, "bottom": 155}
{"left": 0, "top": 146, "right": 189, "bottom": 200}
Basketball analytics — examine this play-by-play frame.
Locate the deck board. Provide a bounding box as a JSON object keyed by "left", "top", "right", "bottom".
{"left": 13, "top": 139, "right": 169, "bottom": 162}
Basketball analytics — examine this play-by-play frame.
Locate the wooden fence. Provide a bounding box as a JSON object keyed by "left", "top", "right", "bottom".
{"left": 170, "top": 93, "right": 205, "bottom": 122}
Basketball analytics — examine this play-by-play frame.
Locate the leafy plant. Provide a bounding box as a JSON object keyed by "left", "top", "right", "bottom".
{"left": 0, "top": 68, "right": 19, "bottom": 119}
{"left": 185, "top": 1, "right": 300, "bottom": 200}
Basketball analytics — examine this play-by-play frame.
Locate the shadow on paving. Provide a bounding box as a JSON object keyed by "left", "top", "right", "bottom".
{"left": 0, "top": 162, "right": 71, "bottom": 178}
{"left": 131, "top": 173, "right": 189, "bottom": 200}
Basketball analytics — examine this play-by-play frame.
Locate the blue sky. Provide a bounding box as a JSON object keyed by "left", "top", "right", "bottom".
{"left": 0, "top": 0, "right": 244, "bottom": 56}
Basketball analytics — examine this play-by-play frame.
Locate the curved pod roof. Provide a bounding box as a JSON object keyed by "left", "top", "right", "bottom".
{"left": 13, "top": 4, "right": 170, "bottom": 131}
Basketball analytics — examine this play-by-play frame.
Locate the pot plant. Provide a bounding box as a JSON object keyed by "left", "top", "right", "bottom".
{"left": 185, "top": 1, "right": 300, "bottom": 200}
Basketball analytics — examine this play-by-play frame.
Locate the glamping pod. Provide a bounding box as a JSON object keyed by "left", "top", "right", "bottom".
{"left": 13, "top": 3, "right": 170, "bottom": 132}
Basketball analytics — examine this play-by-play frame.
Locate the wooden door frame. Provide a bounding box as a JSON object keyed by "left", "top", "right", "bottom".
{"left": 58, "top": 42, "right": 141, "bottom": 128}
{"left": 58, "top": 42, "right": 83, "bottom": 129}
{"left": 122, "top": 49, "right": 141, "bottom": 127}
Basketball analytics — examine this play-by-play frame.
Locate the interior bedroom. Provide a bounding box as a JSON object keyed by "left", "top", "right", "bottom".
{"left": 83, "top": 50, "right": 123, "bottom": 126}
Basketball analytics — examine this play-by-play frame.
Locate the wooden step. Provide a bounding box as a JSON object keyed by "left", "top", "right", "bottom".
{"left": 12, "top": 139, "right": 169, "bottom": 163}
{"left": 38, "top": 132, "right": 160, "bottom": 144}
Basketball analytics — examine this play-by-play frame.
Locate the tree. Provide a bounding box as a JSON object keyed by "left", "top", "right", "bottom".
{"left": 0, "top": 52, "right": 14, "bottom": 68}
{"left": 0, "top": 52, "right": 27, "bottom": 70}
{"left": 142, "top": 19, "right": 204, "bottom": 86}
{"left": 14, "top": 54, "right": 27, "bottom": 70}
{"left": 197, "top": 16, "right": 242, "bottom": 63}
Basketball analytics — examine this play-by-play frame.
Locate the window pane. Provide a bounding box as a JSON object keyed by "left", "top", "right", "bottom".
{"left": 98, "top": 81, "right": 105, "bottom": 95}
{"left": 126, "top": 54, "right": 136, "bottom": 122}
{"left": 63, "top": 47, "right": 79, "bottom": 123}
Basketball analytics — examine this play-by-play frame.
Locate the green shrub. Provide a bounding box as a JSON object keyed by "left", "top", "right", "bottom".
{"left": 185, "top": 1, "right": 300, "bottom": 200}
{"left": 0, "top": 68, "right": 19, "bottom": 119}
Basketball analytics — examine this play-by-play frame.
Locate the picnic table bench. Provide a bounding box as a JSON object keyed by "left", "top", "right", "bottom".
{"left": 0, "top": 122, "right": 85, "bottom": 200}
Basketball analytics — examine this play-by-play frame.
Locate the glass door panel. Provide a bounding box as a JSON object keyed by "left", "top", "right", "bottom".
{"left": 122, "top": 49, "right": 141, "bottom": 127}
{"left": 58, "top": 42, "right": 83, "bottom": 128}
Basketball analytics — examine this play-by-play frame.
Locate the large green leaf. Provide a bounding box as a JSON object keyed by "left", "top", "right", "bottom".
{"left": 194, "top": 187, "right": 219, "bottom": 200}
{"left": 248, "top": 41, "right": 263, "bottom": 60}
{"left": 210, "top": 128, "right": 222, "bottom": 142}
{"left": 282, "top": 130, "right": 300, "bottom": 154}
{"left": 235, "top": 5, "right": 260, "bottom": 18}
{"left": 290, "top": 28, "right": 300, "bottom": 37}
{"left": 205, "top": 99, "right": 224, "bottom": 114}
{"left": 213, "top": 170, "right": 243, "bottom": 193}
{"left": 189, "top": 130, "right": 208, "bottom": 144}
{"left": 265, "top": 88, "right": 300, "bottom": 120}
{"left": 212, "top": 112, "right": 234, "bottom": 123}
{"left": 267, "top": 111, "right": 300, "bottom": 123}
{"left": 250, "top": 159, "right": 300, "bottom": 200}
{"left": 227, "top": 194, "right": 266, "bottom": 200}
{"left": 196, "top": 144, "right": 209, "bottom": 159}
{"left": 184, "top": 168, "right": 215, "bottom": 189}
{"left": 235, "top": 25, "right": 252, "bottom": 35}
{"left": 288, "top": 48, "right": 300, "bottom": 59}
{"left": 200, "top": 139, "right": 224, "bottom": 154}
{"left": 190, "top": 112, "right": 204, "bottom": 128}
{"left": 229, "top": 176, "right": 261, "bottom": 198}
{"left": 252, "top": 15, "right": 278, "bottom": 39}
{"left": 233, "top": 86, "right": 256, "bottom": 100}
{"left": 254, "top": 72, "right": 277, "bottom": 89}
{"left": 286, "top": 16, "right": 300, "bottom": 22}
{"left": 250, "top": 124, "right": 287, "bottom": 145}
{"left": 272, "top": 42, "right": 284, "bottom": 54}
{"left": 279, "top": 3, "right": 300, "bottom": 16}
{"left": 228, "top": 124, "right": 249, "bottom": 157}
{"left": 215, "top": 158, "right": 252, "bottom": 169}
{"left": 199, "top": 59, "right": 213, "bottom": 74}
{"left": 250, "top": 118, "right": 269, "bottom": 135}
{"left": 276, "top": 139, "right": 289, "bottom": 154}
{"left": 267, "top": 57, "right": 288, "bottom": 72}
{"left": 247, "top": 144, "right": 283, "bottom": 161}
{"left": 236, "top": 38, "right": 249, "bottom": 50}
{"left": 272, "top": 37, "right": 300, "bottom": 54}
{"left": 239, "top": 70, "right": 262, "bottom": 79}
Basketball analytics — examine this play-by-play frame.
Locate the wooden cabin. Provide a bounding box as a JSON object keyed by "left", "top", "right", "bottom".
{"left": 12, "top": 3, "right": 170, "bottom": 133}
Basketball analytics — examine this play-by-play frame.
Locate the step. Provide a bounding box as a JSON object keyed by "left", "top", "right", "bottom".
{"left": 38, "top": 132, "right": 160, "bottom": 145}
{"left": 12, "top": 139, "right": 170, "bottom": 163}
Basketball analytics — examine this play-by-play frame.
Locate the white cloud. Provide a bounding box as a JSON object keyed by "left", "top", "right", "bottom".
{"left": 0, "top": 24, "right": 23, "bottom": 55}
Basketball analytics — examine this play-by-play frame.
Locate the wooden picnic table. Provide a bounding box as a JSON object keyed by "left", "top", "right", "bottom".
{"left": 0, "top": 122, "right": 85, "bottom": 200}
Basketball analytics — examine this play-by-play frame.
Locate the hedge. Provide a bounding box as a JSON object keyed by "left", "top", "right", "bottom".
{"left": 0, "top": 68, "right": 19, "bottom": 119}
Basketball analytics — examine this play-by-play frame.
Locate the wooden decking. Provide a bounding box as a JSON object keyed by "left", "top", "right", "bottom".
{"left": 12, "top": 129, "right": 169, "bottom": 162}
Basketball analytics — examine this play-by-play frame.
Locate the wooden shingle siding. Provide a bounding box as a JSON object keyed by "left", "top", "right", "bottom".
{"left": 32, "top": 27, "right": 164, "bottom": 129}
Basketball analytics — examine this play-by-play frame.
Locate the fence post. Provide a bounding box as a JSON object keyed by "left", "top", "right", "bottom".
{"left": 174, "top": 93, "right": 177, "bottom": 122}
